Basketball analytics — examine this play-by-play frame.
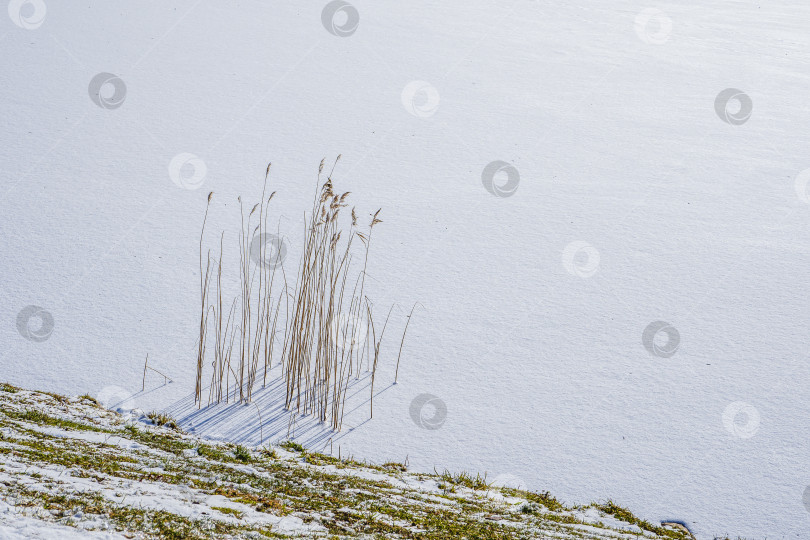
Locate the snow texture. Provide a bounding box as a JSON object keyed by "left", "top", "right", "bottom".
{"left": 2, "top": 2, "right": 809, "bottom": 538}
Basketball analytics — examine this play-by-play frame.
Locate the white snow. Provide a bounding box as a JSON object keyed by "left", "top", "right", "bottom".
{"left": 28, "top": 424, "right": 146, "bottom": 450}
{"left": 3, "top": 2, "right": 809, "bottom": 538}
{"left": 0, "top": 499, "right": 127, "bottom": 539}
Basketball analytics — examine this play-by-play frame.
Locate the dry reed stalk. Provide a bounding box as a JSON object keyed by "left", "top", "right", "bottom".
{"left": 193, "top": 158, "right": 406, "bottom": 432}
{"left": 142, "top": 354, "right": 148, "bottom": 392}
{"left": 368, "top": 304, "right": 394, "bottom": 419}
{"left": 395, "top": 304, "right": 418, "bottom": 383}
{"left": 195, "top": 192, "right": 214, "bottom": 406}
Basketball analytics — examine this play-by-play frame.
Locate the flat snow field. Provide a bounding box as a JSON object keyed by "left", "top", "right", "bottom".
{"left": 2, "top": 2, "right": 810, "bottom": 538}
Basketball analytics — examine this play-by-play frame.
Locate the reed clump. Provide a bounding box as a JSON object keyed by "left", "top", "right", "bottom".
{"left": 194, "top": 157, "right": 398, "bottom": 431}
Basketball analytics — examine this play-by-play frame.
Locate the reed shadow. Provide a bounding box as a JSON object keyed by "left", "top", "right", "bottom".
{"left": 164, "top": 370, "right": 385, "bottom": 450}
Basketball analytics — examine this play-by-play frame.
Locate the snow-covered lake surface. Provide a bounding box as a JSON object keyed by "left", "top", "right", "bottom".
{"left": 2, "top": 2, "right": 809, "bottom": 538}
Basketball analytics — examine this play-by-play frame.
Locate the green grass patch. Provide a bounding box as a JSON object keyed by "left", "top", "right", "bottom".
{"left": 437, "top": 469, "right": 490, "bottom": 490}
{"left": 78, "top": 394, "right": 100, "bottom": 406}
{"left": 280, "top": 440, "right": 304, "bottom": 453}
{"left": 147, "top": 411, "right": 179, "bottom": 430}
{"left": 233, "top": 444, "right": 251, "bottom": 463}
{"left": 6, "top": 409, "right": 105, "bottom": 433}
{"left": 597, "top": 500, "right": 684, "bottom": 538}
{"left": 211, "top": 506, "right": 243, "bottom": 519}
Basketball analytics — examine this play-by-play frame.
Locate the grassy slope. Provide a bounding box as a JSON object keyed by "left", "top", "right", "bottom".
{"left": 0, "top": 382, "right": 694, "bottom": 539}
